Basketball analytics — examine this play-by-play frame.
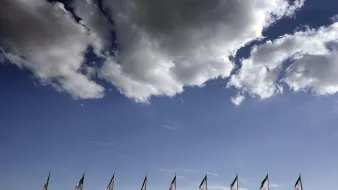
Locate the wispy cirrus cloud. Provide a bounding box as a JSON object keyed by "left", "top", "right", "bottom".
{"left": 270, "top": 184, "right": 284, "bottom": 188}
{"left": 206, "top": 172, "right": 219, "bottom": 176}
{"left": 177, "top": 176, "right": 185, "bottom": 180}
{"left": 161, "top": 125, "right": 176, "bottom": 131}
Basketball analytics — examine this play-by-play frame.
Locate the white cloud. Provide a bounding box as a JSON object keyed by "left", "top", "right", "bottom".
{"left": 180, "top": 97, "right": 184, "bottom": 105}
{"left": 270, "top": 184, "right": 284, "bottom": 188}
{"left": 228, "top": 21, "right": 338, "bottom": 104}
{"left": 331, "top": 15, "right": 338, "bottom": 22}
{"left": 99, "top": 0, "right": 304, "bottom": 102}
{"left": 1, "top": 0, "right": 310, "bottom": 103}
{"left": 72, "top": 0, "right": 113, "bottom": 55}
{"left": 206, "top": 172, "right": 219, "bottom": 176}
{"left": 209, "top": 185, "right": 229, "bottom": 190}
{"left": 0, "top": 0, "right": 104, "bottom": 99}
{"left": 231, "top": 94, "right": 246, "bottom": 106}
{"left": 161, "top": 125, "right": 176, "bottom": 131}
{"left": 177, "top": 176, "right": 185, "bottom": 180}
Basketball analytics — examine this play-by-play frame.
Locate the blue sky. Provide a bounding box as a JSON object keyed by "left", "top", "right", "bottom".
{"left": 1, "top": 0, "right": 338, "bottom": 190}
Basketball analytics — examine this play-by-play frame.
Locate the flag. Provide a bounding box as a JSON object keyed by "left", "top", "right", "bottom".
{"left": 294, "top": 175, "right": 303, "bottom": 190}
{"left": 230, "top": 175, "right": 238, "bottom": 190}
{"left": 107, "top": 173, "right": 115, "bottom": 190}
{"left": 260, "top": 174, "right": 269, "bottom": 190}
{"left": 141, "top": 175, "right": 147, "bottom": 190}
{"left": 199, "top": 175, "right": 207, "bottom": 190}
{"left": 43, "top": 172, "right": 50, "bottom": 190}
{"left": 169, "top": 175, "right": 176, "bottom": 190}
{"left": 75, "top": 173, "right": 85, "bottom": 190}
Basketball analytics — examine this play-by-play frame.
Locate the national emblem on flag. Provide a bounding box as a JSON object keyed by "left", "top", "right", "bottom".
{"left": 75, "top": 173, "right": 85, "bottom": 190}
{"left": 43, "top": 172, "right": 50, "bottom": 190}
{"left": 230, "top": 175, "right": 238, "bottom": 190}
{"left": 141, "top": 175, "right": 147, "bottom": 190}
{"left": 260, "top": 174, "right": 269, "bottom": 190}
{"left": 169, "top": 175, "right": 176, "bottom": 190}
{"left": 294, "top": 175, "right": 303, "bottom": 190}
{"left": 107, "top": 173, "right": 115, "bottom": 190}
{"left": 199, "top": 174, "right": 207, "bottom": 190}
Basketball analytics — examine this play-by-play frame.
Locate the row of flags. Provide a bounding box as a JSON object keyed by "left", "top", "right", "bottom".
{"left": 42, "top": 173, "right": 303, "bottom": 190}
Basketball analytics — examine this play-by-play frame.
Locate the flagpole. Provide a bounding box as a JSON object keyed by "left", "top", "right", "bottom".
{"left": 175, "top": 172, "right": 177, "bottom": 190}
{"left": 206, "top": 173, "right": 208, "bottom": 190}
{"left": 144, "top": 172, "right": 147, "bottom": 190}
{"left": 236, "top": 174, "right": 238, "bottom": 190}
{"left": 267, "top": 174, "right": 269, "bottom": 190}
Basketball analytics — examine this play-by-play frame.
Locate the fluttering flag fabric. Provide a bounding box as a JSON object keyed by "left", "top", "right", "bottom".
{"left": 260, "top": 174, "right": 269, "bottom": 190}
{"left": 230, "top": 175, "right": 238, "bottom": 190}
{"left": 75, "top": 173, "right": 85, "bottom": 190}
{"left": 169, "top": 175, "right": 176, "bottom": 190}
{"left": 141, "top": 175, "right": 147, "bottom": 190}
{"left": 107, "top": 173, "right": 115, "bottom": 190}
{"left": 43, "top": 172, "right": 50, "bottom": 190}
{"left": 294, "top": 175, "right": 303, "bottom": 190}
{"left": 199, "top": 174, "right": 207, "bottom": 190}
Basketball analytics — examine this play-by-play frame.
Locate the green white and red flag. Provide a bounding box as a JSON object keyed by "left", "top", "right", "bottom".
{"left": 107, "top": 173, "right": 115, "bottom": 190}
{"left": 141, "top": 175, "right": 147, "bottom": 190}
{"left": 230, "top": 175, "right": 238, "bottom": 190}
{"left": 75, "top": 173, "right": 85, "bottom": 190}
{"left": 43, "top": 172, "right": 50, "bottom": 190}
{"left": 294, "top": 175, "right": 303, "bottom": 190}
{"left": 199, "top": 175, "right": 207, "bottom": 190}
{"left": 169, "top": 175, "right": 176, "bottom": 190}
{"left": 260, "top": 174, "right": 269, "bottom": 190}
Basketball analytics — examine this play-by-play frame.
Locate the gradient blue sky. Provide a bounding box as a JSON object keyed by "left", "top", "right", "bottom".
{"left": 1, "top": 0, "right": 338, "bottom": 190}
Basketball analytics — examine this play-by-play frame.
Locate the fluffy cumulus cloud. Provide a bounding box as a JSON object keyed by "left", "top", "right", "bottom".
{"left": 100, "top": 0, "right": 304, "bottom": 102}
{"left": 0, "top": 0, "right": 104, "bottom": 99}
{"left": 6, "top": 0, "right": 332, "bottom": 104}
{"left": 231, "top": 94, "right": 246, "bottom": 106}
{"left": 228, "top": 21, "right": 338, "bottom": 103}
{"left": 71, "top": 0, "right": 114, "bottom": 55}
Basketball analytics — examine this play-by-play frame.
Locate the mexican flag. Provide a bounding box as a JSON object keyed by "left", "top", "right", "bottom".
{"left": 260, "top": 175, "right": 269, "bottom": 190}
{"left": 43, "top": 172, "right": 50, "bottom": 190}
{"left": 169, "top": 175, "right": 176, "bottom": 190}
{"left": 230, "top": 175, "right": 238, "bottom": 190}
{"left": 141, "top": 175, "right": 147, "bottom": 190}
{"left": 294, "top": 175, "right": 303, "bottom": 190}
{"left": 76, "top": 173, "right": 85, "bottom": 190}
{"left": 107, "top": 173, "right": 115, "bottom": 190}
{"left": 199, "top": 175, "right": 207, "bottom": 190}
